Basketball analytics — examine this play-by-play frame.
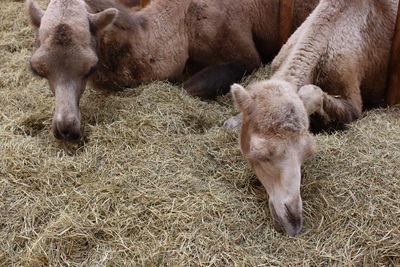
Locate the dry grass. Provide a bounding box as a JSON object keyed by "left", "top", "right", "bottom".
{"left": 1, "top": 1, "right": 400, "bottom": 266}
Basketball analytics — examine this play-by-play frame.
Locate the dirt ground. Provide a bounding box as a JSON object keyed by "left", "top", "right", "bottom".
{"left": 1, "top": 0, "right": 399, "bottom": 266}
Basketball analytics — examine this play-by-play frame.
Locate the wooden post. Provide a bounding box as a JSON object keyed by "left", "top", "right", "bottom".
{"left": 279, "top": 0, "right": 295, "bottom": 47}
{"left": 386, "top": 1, "right": 400, "bottom": 105}
{"left": 140, "top": 0, "right": 150, "bottom": 8}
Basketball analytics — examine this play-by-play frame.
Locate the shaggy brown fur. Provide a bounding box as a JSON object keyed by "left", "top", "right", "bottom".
{"left": 53, "top": 24, "right": 73, "bottom": 46}
{"left": 86, "top": 0, "right": 319, "bottom": 93}
{"left": 230, "top": 0, "right": 398, "bottom": 236}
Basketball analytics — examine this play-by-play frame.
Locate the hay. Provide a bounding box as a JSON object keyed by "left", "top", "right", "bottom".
{"left": 1, "top": 1, "right": 399, "bottom": 266}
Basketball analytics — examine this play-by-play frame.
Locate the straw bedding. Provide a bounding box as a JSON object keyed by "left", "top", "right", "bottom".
{"left": 0, "top": 0, "right": 399, "bottom": 266}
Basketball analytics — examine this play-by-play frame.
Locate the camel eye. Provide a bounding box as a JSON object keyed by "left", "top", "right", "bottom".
{"left": 84, "top": 64, "right": 98, "bottom": 78}
{"left": 250, "top": 146, "right": 271, "bottom": 162}
{"left": 251, "top": 151, "right": 272, "bottom": 162}
{"left": 30, "top": 60, "right": 47, "bottom": 78}
{"left": 250, "top": 142, "right": 285, "bottom": 163}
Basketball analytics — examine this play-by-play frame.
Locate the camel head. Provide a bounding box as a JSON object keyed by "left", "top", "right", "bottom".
{"left": 26, "top": 0, "right": 118, "bottom": 142}
{"left": 231, "top": 80, "right": 318, "bottom": 236}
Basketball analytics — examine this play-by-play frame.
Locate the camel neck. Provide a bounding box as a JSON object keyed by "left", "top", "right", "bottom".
{"left": 271, "top": 0, "right": 348, "bottom": 89}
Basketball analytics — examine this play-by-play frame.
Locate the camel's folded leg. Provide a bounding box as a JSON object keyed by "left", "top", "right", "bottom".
{"left": 298, "top": 84, "right": 362, "bottom": 129}
{"left": 183, "top": 62, "right": 247, "bottom": 99}
{"left": 184, "top": 30, "right": 262, "bottom": 100}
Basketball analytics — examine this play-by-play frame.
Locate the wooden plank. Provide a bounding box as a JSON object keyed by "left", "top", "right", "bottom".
{"left": 386, "top": 1, "right": 400, "bottom": 105}
{"left": 279, "top": 0, "right": 295, "bottom": 47}
{"left": 140, "top": 0, "right": 150, "bottom": 8}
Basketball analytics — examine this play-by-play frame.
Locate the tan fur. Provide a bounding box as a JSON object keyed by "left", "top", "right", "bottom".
{"left": 231, "top": 0, "right": 398, "bottom": 236}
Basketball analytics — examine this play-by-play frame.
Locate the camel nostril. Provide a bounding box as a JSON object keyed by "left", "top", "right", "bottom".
{"left": 59, "top": 127, "right": 70, "bottom": 136}
{"left": 268, "top": 203, "right": 285, "bottom": 234}
{"left": 53, "top": 127, "right": 63, "bottom": 140}
{"left": 54, "top": 127, "right": 81, "bottom": 141}
{"left": 284, "top": 203, "right": 303, "bottom": 237}
{"left": 284, "top": 204, "right": 302, "bottom": 228}
{"left": 53, "top": 118, "right": 81, "bottom": 142}
{"left": 268, "top": 200, "right": 303, "bottom": 237}
{"left": 66, "top": 130, "right": 81, "bottom": 141}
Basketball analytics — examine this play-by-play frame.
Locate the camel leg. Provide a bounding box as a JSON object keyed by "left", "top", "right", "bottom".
{"left": 320, "top": 92, "right": 362, "bottom": 127}
{"left": 184, "top": 32, "right": 261, "bottom": 99}
{"left": 183, "top": 62, "right": 247, "bottom": 99}
{"left": 298, "top": 84, "right": 362, "bottom": 130}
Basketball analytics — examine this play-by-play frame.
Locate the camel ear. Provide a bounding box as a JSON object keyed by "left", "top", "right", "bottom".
{"left": 231, "top": 84, "right": 254, "bottom": 114}
{"left": 26, "top": 0, "right": 44, "bottom": 28}
{"left": 89, "top": 8, "right": 119, "bottom": 33}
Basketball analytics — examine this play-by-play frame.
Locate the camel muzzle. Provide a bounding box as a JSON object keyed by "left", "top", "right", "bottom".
{"left": 52, "top": 113, "right": 81, "bottom": 142}
{"left": 269, "top": 198, "right": 303, "bottom": 237}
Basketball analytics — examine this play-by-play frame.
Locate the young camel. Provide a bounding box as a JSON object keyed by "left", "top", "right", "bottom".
{"left": 26, "top": 0, "right": 319, "bottom": 142}
{"left": 230, "top": 0, "right": 397, "bottom": 236}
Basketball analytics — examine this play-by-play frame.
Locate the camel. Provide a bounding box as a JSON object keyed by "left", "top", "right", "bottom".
{"left": 26, "top": 0, "right": 319, "bottom": 142}
{"left": 230, "top": 0, "right": 397, "bottom": 236}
